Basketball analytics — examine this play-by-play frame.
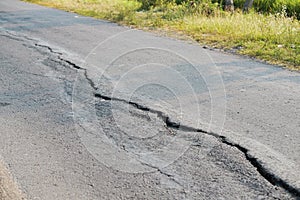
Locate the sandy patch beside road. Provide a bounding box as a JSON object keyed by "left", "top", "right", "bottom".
{"left": 0, "top": 160, "right": 25, "bottom": 200}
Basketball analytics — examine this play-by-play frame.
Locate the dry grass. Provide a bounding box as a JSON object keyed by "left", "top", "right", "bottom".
{"left": 24, "top": 0, "right": 300, "bottom": 69}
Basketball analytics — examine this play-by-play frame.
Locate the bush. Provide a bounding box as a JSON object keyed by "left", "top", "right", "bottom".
{"left": 138, "top": 0, "right": 221, "bottom": 16}
{"left": 138, "top": 0, "right": 299, "bottom": 19}
{"left": 137, "top": 0, "right": 171, "bottom": 10}
{"left": 234, "top": 0, "right": 300, "bottom": 19}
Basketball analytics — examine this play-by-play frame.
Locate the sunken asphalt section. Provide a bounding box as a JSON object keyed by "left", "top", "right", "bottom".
{"left": 0, "top": 0, "right": 300, "bottom": 199}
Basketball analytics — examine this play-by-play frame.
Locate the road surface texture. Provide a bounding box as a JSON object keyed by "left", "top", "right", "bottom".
{"left": 0, "top": 0, "right": 299, "bottom": 199}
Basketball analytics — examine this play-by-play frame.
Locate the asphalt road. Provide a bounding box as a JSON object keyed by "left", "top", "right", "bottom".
{"left": 0, "top": 0, "right": 299, "bottom": 199}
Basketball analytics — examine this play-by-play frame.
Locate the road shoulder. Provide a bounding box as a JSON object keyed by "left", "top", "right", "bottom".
{"left": 0, "top": 160, "right": 25, "bottom": 200}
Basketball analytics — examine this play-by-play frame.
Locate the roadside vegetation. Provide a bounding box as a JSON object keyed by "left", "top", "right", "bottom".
{"left": 24, "top": 0, "right": 300, "bottom": 69}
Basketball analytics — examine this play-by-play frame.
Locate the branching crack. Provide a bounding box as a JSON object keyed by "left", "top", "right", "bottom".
{"left": 220, "top": 139, "right": 300, "bottom": 197}
{"left": 34, "top": 42, "right": 99, "bottom": 92}
{"left": 94, "top": 94, "right": 300, "bottom": 198}
{"left": 35, "top": 44, "right": 62, "bottom": 55}
{"left": 4, "top": 30, "right": 298, "bottom": 197}
{"left": 138, "top": 159, "right": 186, "bottom": 189}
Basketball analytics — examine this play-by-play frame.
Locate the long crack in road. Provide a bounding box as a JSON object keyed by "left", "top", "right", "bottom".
{"left": 0, "top": 1, "right": 300, "bottom": 199}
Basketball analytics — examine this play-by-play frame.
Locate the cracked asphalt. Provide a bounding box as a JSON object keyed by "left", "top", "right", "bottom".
{"left": 0, "top": 0, "right": 300, "bottom": 199}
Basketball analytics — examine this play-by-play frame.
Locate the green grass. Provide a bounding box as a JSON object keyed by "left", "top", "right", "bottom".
{"left": 235, "top": 0, "right": 300, "bottom": 19}
{"left": 24, "top": 0, "right": 300, "bottom": 69}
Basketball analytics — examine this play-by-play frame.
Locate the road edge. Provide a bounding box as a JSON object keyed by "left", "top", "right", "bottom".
{"left": 0, "top": 159, "right": 26, "bottom": 200}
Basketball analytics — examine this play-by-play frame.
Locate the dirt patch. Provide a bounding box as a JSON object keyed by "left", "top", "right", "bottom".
{"left": 0, "top": 160, "right": 25, "bottom": 200}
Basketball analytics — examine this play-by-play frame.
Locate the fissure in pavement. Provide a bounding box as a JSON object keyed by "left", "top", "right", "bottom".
{"left": 2, "top": 30, "right": 299, "bottom": 198}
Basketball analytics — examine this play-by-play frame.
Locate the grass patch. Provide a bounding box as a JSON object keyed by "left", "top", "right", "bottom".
{"left": 24, "top": 0, "right": 300, "bottom": 69}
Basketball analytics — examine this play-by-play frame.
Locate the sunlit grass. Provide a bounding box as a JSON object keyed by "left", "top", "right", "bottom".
{"left": 24, "top": 0, "right": 300, "bottom": 69}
